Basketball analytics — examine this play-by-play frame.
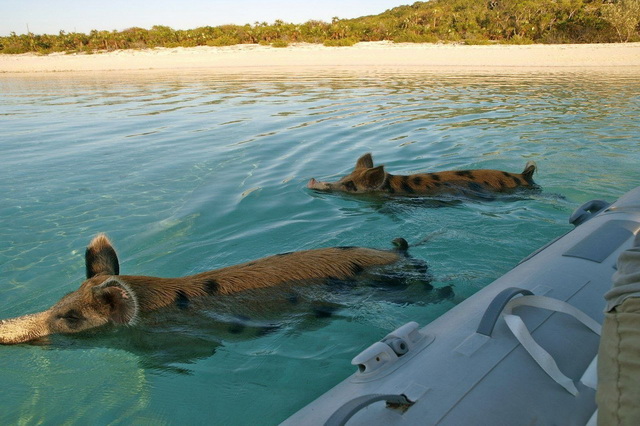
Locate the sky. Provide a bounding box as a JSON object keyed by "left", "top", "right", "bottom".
{"left": 0, "top": 0, "right": 412, "bottom": 36}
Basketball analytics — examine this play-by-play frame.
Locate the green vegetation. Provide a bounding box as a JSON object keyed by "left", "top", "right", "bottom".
{"left": 323, "top": 37, "right": 358, "bottom": 47}
{"left": 601, "top": 0, "right": 640, "bottom": 41}
{"left": 271, "top": 39, "right": 290, "bottom": 48}
{"left": 1, "top": 0, "right": 639, "bottom": 54}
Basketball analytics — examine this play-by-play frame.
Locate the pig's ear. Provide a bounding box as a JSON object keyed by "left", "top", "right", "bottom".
{"left": 355, "top": 153, "right": 374, "bottom": 170}
{"left": 85, "top": 234, "right": 120, "bottom": 278}
{"left": 362, "top": 165, "right": 386, "bottom": 189}
{"left": 92, "top": 279, "right": 138, "bottom": 325}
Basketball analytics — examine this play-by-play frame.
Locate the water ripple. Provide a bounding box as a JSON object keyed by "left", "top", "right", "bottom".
{"left": 0, "top": 70, "right": 639, "bottom": 425}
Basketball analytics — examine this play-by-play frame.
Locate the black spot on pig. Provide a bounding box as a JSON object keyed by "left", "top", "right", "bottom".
{"left": 456, "top": 170, "right": 474, "bottom": 179}
{"left": 380, "top": 179, "right": 395, "bottom": 194}
{"left": 400, "top": 176, "right": 415, "bottom": 194}
{"left": 349, "top": 262, "right": 365, "bottom": 275}
{"left": 175, "top": 291, "right": 190, "bottom": 310}
{"left": 205, "top": 279, "right": 219, "bottom": 294}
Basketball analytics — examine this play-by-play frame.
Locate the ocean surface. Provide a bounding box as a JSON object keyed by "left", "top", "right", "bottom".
{"left": 1, "top": 69, "right": 638, "bottom": 425}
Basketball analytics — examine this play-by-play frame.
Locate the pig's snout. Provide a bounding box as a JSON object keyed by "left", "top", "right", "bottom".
{"left": 307, "top": 178, "right": 330, "bottom": 191}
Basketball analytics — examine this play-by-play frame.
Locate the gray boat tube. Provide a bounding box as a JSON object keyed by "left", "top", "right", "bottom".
{"left": 283, "top": 186, "right": 640, "bottom": 426}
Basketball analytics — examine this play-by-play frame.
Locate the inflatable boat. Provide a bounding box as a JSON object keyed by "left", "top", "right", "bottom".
{"left": 283, "top": 186, "right": 640, "bottom": 426}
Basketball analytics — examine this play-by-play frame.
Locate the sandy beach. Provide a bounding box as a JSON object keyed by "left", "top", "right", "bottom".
{"left": 1, "top": 41, "right": 639, "bottom": 74}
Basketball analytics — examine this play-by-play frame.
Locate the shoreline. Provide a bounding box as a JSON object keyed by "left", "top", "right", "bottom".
{"left": 1, "top": 41, "right": 639, "bottom": 74}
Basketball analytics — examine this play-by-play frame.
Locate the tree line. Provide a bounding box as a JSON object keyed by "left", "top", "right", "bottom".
{"left": 1, "top": 0, "right": 639, "bottom": 54}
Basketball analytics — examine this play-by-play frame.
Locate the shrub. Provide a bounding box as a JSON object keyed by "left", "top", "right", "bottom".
{"left": 206, "top": 36, "right": 239, "bottom": 47}
{"left": 323, "top": 37, "right": 358, "bottom": 47}
{"left": 503, "top": 35, "right": 534, "bottom": 45}
{"left": 392, "top": 32, "right": 439, "bottom": 43}
{"left": 271, "top": 39, "right": 290, "bottom": 47}
{"left": 464, "top": 37, "right": 492, "bottom": 45}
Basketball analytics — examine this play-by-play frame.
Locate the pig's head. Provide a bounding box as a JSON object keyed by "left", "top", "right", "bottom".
{"left": 0, "top": 234, "right": 138, "bottom": 345}
{"left": 307, "top": 153, "right": 387, "bottom": 194}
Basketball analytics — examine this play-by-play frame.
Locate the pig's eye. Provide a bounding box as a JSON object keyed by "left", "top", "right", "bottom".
{"left": 60, "top": 310, "right": 83, "bottom": 323}
{"left": 343, "top": 181, "right": 357, "bottom": 192}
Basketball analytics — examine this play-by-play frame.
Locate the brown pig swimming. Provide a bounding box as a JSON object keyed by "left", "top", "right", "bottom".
{"left": 0, "top": 234, "right": 412, "bottom": 345}
{"left": 307, "top": 153, "right": 537, "bottom": 197}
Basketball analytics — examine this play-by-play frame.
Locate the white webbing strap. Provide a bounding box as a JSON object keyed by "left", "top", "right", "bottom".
{"left": 502, "top": 295, "right": 601, "bottom": 396}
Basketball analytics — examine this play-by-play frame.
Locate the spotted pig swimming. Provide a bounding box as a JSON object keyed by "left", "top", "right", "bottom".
{"left": 307, "top": 153, "right": 537, "bottom": 196}
{"left": 0, "top": 234, "right": 438, "bottom": 344}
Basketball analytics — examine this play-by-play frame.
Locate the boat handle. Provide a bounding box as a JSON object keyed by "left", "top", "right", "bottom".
{"left": 569, "top": 199, "right": 610, "bottom": 227}
{"left": 476, "top": 287, "right": 533, "bottom": 336}
{"left": 324, "top": 394, "right": 412, "bottom": 426}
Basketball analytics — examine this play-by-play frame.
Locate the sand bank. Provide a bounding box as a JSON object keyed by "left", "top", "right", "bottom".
{"left": 1, "top": 41, "right": 639, "bottom": 74}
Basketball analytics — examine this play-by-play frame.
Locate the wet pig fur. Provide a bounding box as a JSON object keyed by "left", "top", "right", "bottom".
{"left": 307, "top": 153, "right": 537, "bottom": 196}
{"left": 0, "top": 234, "right": 441, "bottom": 344}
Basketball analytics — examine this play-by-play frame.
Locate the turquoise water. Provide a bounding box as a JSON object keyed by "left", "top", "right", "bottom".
{"left": 1, "top": 70, "right": 639, "bottom": 424}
